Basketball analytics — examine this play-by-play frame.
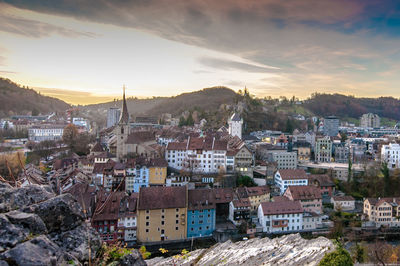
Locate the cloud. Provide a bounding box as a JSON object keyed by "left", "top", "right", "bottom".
{"left": 198, "top": 57, "right": 279, "bottom": 73}
{"left": 0, "top": 13, "right": 98, "bottom": 38}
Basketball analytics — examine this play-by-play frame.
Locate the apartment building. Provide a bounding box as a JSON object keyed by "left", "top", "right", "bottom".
{"left": 284, "top": 185, "right": 322, "bottom": 214}
{"left": 381, "top": 143, "right": 400, "bottom": 169}
{"left": 315, "top": 137, "right": 332, "bottom": 162}
{"left": 274, "top": 169, "right": 308, "bottom": 195}
{"left": 364, "top": 197, "right": 400, "bottom": 228}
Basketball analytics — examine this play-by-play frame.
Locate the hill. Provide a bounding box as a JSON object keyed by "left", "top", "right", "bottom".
{"left": 0, "top": 78, "right": 71, "bottom": 118}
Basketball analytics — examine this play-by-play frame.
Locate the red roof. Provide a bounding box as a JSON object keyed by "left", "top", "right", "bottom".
{"left": 126, "top": 131, "right": 155, "bottom": 144}
{"left": 286, "top": 186, "right": 322, "bottom": 200}
{"left": 212, "top": 188, "right": 234, "bottom": 204}
{"left": 260, "top": 200, "right": 303, "bottom": 215}
{"left": 277, "top": 169, "right": 307, "bottom": 180}
{"left": 332, "top": 196, "right": 355, "bottom": 202}
{"left": 188, "top": 189, "right": 216, "bottom": 210}
{"left": 138, "top": 186, "right": 187, "bottom": 210}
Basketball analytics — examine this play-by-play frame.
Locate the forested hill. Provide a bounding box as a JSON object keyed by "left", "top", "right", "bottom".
{"left": 303, "top": 93, "right": 400, "bottom": 121}
{"left": 0, "top": 78, "right": 71, "bottom": 117}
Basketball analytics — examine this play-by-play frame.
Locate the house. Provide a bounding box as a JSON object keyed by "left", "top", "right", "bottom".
{"left": 125, "top": 159, "right": 149, "bottom": 193}
{"left": 148, "top": 158, "right": 168, "bottom": 186}
{"left": 315, "top": 136, "right": 332, "bottom": 163}
{"left": 118, "top": 194, "right": 138, "bottom": 242}
{"left": 237, "top": 186, "right": 270, "bottom": 212}
{"left": 293, "top": 142, "right": 311, "bottom": 162}
{"left": 302, "top": 212, "right": 322, "bottom": 231}
{"left": 274, "top": 169, "right": 308, "bottom": 195}
{"left": 137, "top": 186, "right": 188, "bottom": 243}
{"left": 258, "top": 201, "right": 303, "bottom": 234}
{"left": 381, "top": 143, "right": 400, "bottom": 169}
{"left": 213, "top": 188, "right": 234, "bottom": 218}
{"left": 229, "top": 198, "right": 251, "bottom": 226}
{"left": 284, "top": 186, "right": 323, "bottom": 214}
{"left": 267, "top": 150, "right": 297, "bottom": 170}
{"left": 364, "top": 197, "right": 400, "bottom": 227}
{"left": 331, "top": 196, "right": 355, "bottom": 211}
{"left": 232, "top": 144, "right": 254, "bottom": 177}
{"left": 308, "top": 174, "right": 335, "bottom": 199}
{"left": 187, "top": 189, "right": 216, "bottom": 238}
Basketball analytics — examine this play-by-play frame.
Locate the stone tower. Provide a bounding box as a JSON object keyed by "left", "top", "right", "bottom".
{"left": 228, "top": 113, "right": 243, "bottom": 139}
{"left": 116, "top": 86, "right": 129, "bottom": 161}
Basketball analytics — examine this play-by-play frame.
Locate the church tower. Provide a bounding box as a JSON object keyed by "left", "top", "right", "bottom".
{"left": 228, "top": 113, "right": 243, "bottom": 140}
{"left": 116, "top": 86, "right": 129, "bottom": 161}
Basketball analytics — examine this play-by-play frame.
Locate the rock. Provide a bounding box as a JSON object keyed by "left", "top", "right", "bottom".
{"left": 23, "top": 193, "right": 85, "bottom": 233}
{"left": 50, "top": 224, "right": 102, "bottom": 262}
{"left": 0, "top": 214, "right": 27, "bottom": 251}
{"left": 5, "top": 211, "right": 47, "bottom": 235}
{"left": 0, "top": 235, "right": 66, "bottom": 266}
{"left": 147, "top": 233, "right": 335, "bottom": 266}
{"left": 0, "top": 260, "right": 8, "bottom": 266}
{"left": 118, "top": 250, "right": 147, "bottom": 266}
{"left": 0, "top": 185, "right": 54, "bottom": 212}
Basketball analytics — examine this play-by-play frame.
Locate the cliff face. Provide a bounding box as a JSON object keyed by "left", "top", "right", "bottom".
{"left": 147, "top": 234, "right": 335, "bottom": 266}
{"left": 0, "top": 182, "right": 146, "bottom": 266}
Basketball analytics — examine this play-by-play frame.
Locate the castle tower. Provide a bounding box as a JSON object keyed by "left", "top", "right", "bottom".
{"left": 116, "top": 86, "right": 129, "bottom": 160}
{"left": 228, "top": 113, "right": 243, "bottom": 139}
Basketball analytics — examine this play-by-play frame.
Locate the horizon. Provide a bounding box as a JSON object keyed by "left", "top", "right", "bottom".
{"left": 1, "top": 1, "right": 400, "bottom": 104}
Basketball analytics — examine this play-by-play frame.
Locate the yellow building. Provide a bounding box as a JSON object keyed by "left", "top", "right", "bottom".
{"left": 148, "top": 158, "right": 168, "bottom": 185}
{"left": 137, "top": 186, "right": 187, "bottom": 243}
{"left": 237, "top": 186, "right": 270, "bottom": 211}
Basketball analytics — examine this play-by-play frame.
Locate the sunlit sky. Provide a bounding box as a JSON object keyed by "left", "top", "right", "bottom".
{"left": 1, "top": 1, "right": 400, "bottom": 105}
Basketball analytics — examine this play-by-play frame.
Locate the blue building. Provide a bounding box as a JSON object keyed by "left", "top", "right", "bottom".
{"left": 125, "top": 160, "right": 149, "bottom": 193}
{"left": 187, "top": 189, "right": 216, "bottom": 238}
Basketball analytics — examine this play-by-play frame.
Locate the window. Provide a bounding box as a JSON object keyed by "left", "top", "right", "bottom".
{"left": 161, "top": 229, "right": 164, "bottom": 234}
{"left": 146, "top": 210, "right": 149, "bottom": 214}
{"left": 146, "top": 229, "right": 149, "bottom": 233}
{"left": 176, "top": 227, "right": 179, "bottom": 230}
{"left": 146, "top": 222, "right": 149, "bottom": 226}
{"left": 161, "top": 221, "right": 164, "bottom": 225}
{"left": 176, "top": 220, "right": 179, "bottom": 224}
{"left": 146, "top": 216, "right": 149, "bottom": 220}
{"left": 176, "top": 208, "right": 179, "bottom": 212}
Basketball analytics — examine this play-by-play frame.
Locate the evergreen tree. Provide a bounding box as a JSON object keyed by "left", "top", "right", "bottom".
{"left": 381, "top": 162, "right": 390, "bottom": 197}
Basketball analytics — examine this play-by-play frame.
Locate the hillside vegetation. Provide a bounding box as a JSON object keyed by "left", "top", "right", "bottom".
{"left": 0, "top": 78, "right": 70, "bottom": 117}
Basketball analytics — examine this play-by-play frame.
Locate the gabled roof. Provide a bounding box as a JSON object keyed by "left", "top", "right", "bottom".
{"left": 230, "top": 113, "right": 241, "bottom": 122}
{"left": 277, "top": 169, "right": 308, "bottom": 180}
{"left": 92, "top": 191, "right": 125, "bottom": 221}
{"left": 260, "top": 200, "right": 303, "bottom": 215}
{"left": 212, "top": 188, "right": 234, "bottom": 204}
{"left": 126, "top": 131, "right": 155, "bottom": 144}
{"left": 188, "top": 189, "right": 216, "bottom": 210}
{"left": 91, "top": 142, "right": 104, "bottom": 153}
{"left": 308, "top": 174, "right": 335, "bottom": 187}
{"left": 332, "top": 196, "right": 354, "bottom": 202}
{"left": 286, "top": 185, "right": 322, "bottom": 200}
{"left": 232, "top": 198, "right": 251, "bottom": 208}
{"left": 138, "top": 186, "right": 187, "bottom": 210}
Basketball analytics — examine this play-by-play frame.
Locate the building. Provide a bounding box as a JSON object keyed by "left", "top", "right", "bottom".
{"left": 28, "top": 124, "right": 65, "bottom": 142}
{"left": 361, "top": 113, "right": 380, "bottom": 128}
{"left": 118, "top": 194, "right": 138, "bottom": 242}
{"left": 302, "top": 212, "right": 322, "bottom": 231}
{"left": 187, "top": 189, "right": 216, "bottom": 238}
{"left": 228, "top": 198, "right": 251, "bottom": 226}
{"left": 137, "top": 186, "right": 188, "bottom": 243}
{"left": 284, "top": 186, "right": 322, "bottom": 214}
{"left": 363, "top": 197, "right": 400, "bottom": 228}
{"left": 115, "top": 87, "right": 130, "bottom": 160}
{"left": 107, "top": 107, "right": 121, "bottom": 128}
{"left": 148, "top": 158, "right": 168, "bottom": 186}
{"left": 228, "top": 113, "right": 243, "bottom": 140}
{"left": 267, "top": 151, "right": 297, "bottom": 169}
{"left": 381, "top": 143, "right": 400, "bottom": 169}
{"left": 72, "top": 117, "right": 90, "bottom": 131}
{"left": 315, "top": 137, "right": 332, "bottom": 162}
{"left": 274, "top": 169, "right": 308, "bottom": 195}
{"left": 237, "top": 186, "right": 270, "bottom": 212}
{"left": 308, "top": 174, "right": 335, "bottom": 199}
{"left": 232, "top": 144, "right": 254, "bottom": 177}
{"left": 125, "top": 159, "right": 149, "bottom": 193}
{"left": 293, "top": 142, "right": 311, "bottom": 162}
{"left": 323, "top": 116, "right": 339, "bottom": 136}
{"left": 166, "top": 137, "right": 227, "bottom": 174}
{"left": 258, "top": 201, "right": 303, "bottom": 234}
{"left": 334, "top": 143, "right": 349, "bottom": 163}
{"left": 331, "top": 196, "right": 355, "bottom": 211}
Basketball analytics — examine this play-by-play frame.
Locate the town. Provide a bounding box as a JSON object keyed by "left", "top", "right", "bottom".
{"left": 1, "top": 87, "right": 400, "bottom": 258}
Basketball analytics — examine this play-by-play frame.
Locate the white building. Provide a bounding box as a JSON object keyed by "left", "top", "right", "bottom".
{"left": 331, "top": 196, "right": 355, "bottom": 211}
{"left": 274, "top": 169, "right": 308, "bottom": 195}
{"left": 107, "top": 107, "right": 121, "bottom": 128}
{"left": 28, "top": 124, "right": 65, "bottom": 142}
{"left": 381, "top": 143, "right": 400, "bottom": 169}
{"left": 228, "top": 113, "right": 243, "bottom": 140}
{"left": 267, "top": 151, "right": 297, "bottom": 169}
{"left": 166, "top": 137, "right": 227, "bottom": 173}
{"left": 302, "top": 212, "right": 322, "bottom": 231}
{"left": 72, "top": 117, "right": 90, "bottom": 131}
{"left": 258, "top": 201, "right": 303, "bottom": 234}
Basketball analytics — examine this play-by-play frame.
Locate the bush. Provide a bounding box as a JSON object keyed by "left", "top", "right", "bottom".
{"left": 319, "top": 242, "right": 353, "bottom": 266}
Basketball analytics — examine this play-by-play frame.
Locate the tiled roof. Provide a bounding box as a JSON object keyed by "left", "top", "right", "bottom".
{"left": 212, "top": 188, "right": 234, "bottom": 204}
{"left": 188, "top": 189, "right": 216, "bottom": 210}
{"left": 232, "top": 198, "right": 251, "bottom": 208}
{"left": 92, "top": 191, "right": 125, "bottom": 221}
{"left": 91, "top": 142, "right": 104, "bottom": 152}
{"left": 230, "top": 113, "right": 241, "bottom": 122}
{"left": 138, "top": 186, "right": 187, "bottom": 210}
{"left": 260, "top": 200, "right": 303, "bottom": 215}
{"left": 332, "top": 196, "right": 355, "bottom": 202}
{"left": 166, "top": 141, "right": 187, "bottom": 150}
{"left": 287, "top": 185, "right": 322, "bottom": 200}
{"left": 308, "top": 174, "right": 335, "bottom": 187}
{"left": 277, "top": 169, "right": 308, "bottom": 180}
{"left": 126, "top": 131, "right": 155, "bottom": 144}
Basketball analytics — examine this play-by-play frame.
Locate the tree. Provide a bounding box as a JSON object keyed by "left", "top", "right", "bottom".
{"left": 237, "top": 175, "right": 257, "bottom": 187}
{"left": 381, "top": 162, "right": 390, "bottom": 197}
{"left": 347, "top": 157, "right": 353, "bottom": 183}
{"left": 319, "top": 241, "right": 353, "bottom": 266}
{"left": 62, "top": 124, "right": 78, "bottom": 150}
{"left": 352, "top": 243, "right": 367, "bottom": 263}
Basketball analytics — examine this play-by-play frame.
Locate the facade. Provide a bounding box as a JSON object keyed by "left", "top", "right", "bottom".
{"left": 237, "top": 186, "right": 270, "bottom": 212}
{"left": 315, "top": 137, "right": 332, "bottom": 162}
{"left": 28, "top": 125, "right": 64, "bottom": 142}
{"left": 274, "top": 169, "right": 308, "bottom": 195}
{"left": 308, "top": 174, "right": 335, "bottom": 198}
{"left": 334, "top": 143, "right": 349, "bottom": 163}
{"left": 381, "top": 143, "right": 400, "bottom": 169}
{"left": 229, "top": 198, "right": 251, "bottom": 226}
{"left": 302, "top": 212, "right": 322, "bottom": 231}
{"left": 107, "top": 107, "right": 121, "bottom": 128}
{"left": 148, "top": 158, "right": 168, "bottom": 186}
{"left": 331, "top": 196, "right": 355, "bottom": 211}
{"left": 187, "top": 189, "right": 216, "bottom": 238}
{"left": 323, "top": 116, "right": 339, "bottom": 136}
{"left": 117, "top": 195, "right": 137, "bottom": 242}
{"left": 137, "top": 186, "right": 188, "bottom": 243}
{"left": 166, "top": 137, "right": 227, "bottom": 174}
{"left": 125, "top": 161, "right": 149, "bottom": 193}
{"left": 267, "top": 151, "right": 297, "bottom": 169}
{"left": 284, "top": 185, "right": 322, "bottom": 214}
{"left": 233, "top": 144, "right": 254, "bottom": 177}
{"left": 293, "top": 142, "right": 311, "bottom": 162}
{"left": 360, "top": 113, "right": 380, "bottom": 128}
{"left": 228, "top": 113, "right": 243, "bottom": 140}
{"left": 258, "top": 201, "right": 303, "bottom": 234}
{"left": 363, "top": 197, "right": 400, "bottom": 228}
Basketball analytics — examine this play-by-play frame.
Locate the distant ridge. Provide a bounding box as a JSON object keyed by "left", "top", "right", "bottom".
{"left": 0, "top": 77, "right": 71, "bottom": 118}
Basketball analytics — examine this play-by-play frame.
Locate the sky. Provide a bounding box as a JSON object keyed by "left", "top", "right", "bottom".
{"left": 1, "top": 0, "right": 400, "bottom": 105}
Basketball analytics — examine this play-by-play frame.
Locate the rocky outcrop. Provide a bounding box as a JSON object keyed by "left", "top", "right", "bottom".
{"left": 147, "top": 234, "right": 335, "bottom": 266}
{"left": 0, "top": 183, "right": 101, "bottom": 265}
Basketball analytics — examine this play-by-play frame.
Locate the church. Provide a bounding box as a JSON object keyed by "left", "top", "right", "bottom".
{"left": 114, "top": 87, "right": 158, "bottom": 161}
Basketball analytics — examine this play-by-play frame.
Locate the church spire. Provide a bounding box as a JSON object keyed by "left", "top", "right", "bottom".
{"left": 119, "top": 85, "right": 129, "bottom": 124}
